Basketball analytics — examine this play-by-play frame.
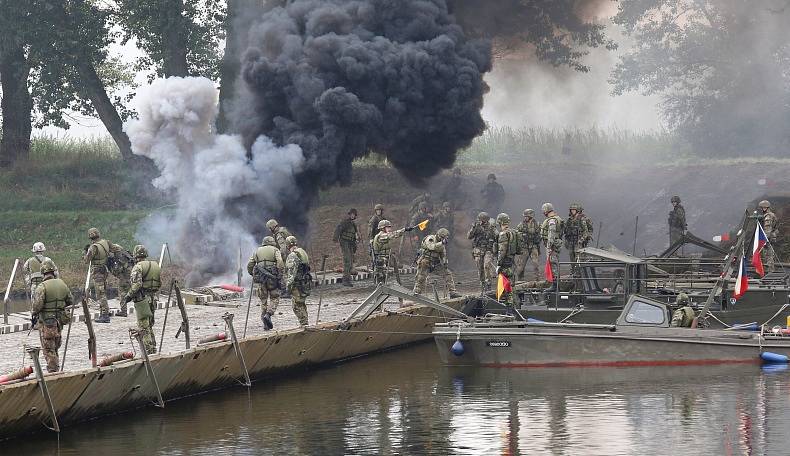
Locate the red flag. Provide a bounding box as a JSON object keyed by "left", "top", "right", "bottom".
{"left": 497, "top": 273, "right": 512, "bottom": 300}
{"left": 544, "top": 256, "right": 554, "bottom": 283}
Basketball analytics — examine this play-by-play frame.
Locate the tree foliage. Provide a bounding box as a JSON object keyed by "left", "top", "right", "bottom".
{"left": 612, "top": 0, "right": 790, "bottom": 156}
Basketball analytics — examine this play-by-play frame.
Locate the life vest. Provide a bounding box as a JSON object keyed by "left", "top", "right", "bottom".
{"left": 40, "top": 278, "right": 69, "bottom": 322}
{"left": 139, "top": 260, "right": 162, "bottom": 292}
{"left": 90, "top": 239, "right": 111, "bottom": 267}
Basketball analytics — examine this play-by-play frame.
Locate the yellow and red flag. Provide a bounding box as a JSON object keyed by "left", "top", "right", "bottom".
{"left": 416, "top": 219, "right": 430, "bottom": 231}
{"left": 496, "top": 273, "right": 512, "bottom": 300}
{"left": 544, "top": 256, "right": 554, "bottom": 283}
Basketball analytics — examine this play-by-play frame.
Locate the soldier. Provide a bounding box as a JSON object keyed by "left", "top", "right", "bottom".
{"left": 285, "top": 236, "right": 311, "bottom": 326}
{"left": 368, "top": 204, "right": 385, "bottom": 240}
{"left": 467, "top": 212, "right": 497, "bottom": 291}
{"left": 564, "top": 203, "right": 589, "bottom": 265}
{"left": 540, "top": 203, "right": 563, "bottom": 291}
{"left": 495, "top": 213, "right": 518, "bottom": 306}
{"left": 409, "top": 191, "right": 433, "bottom": 217}
{"left": 577, "top": 203, "right": 594, "bottom": 248}
{"left": 23, "top": 242, "right": 58, "bottom": 299}
{"left": 515, "top": 209, "right": 541, "bottom": 281}
{"left": 372, "top": 220, "right": 414, "bottom": 285}
{"left": 480, "top": 173, "right": 505, "bottom": 215}
{"left": 333, "top": 208, "right": 359, "bottom": 287}
{"left": 109, "top": 247, "right": 134, "bottom": 317}
{"left": 30, "top": 260, "right": 73, "bottom": 372}
{"left": 413, "top": 228, "right": 460, "bottom": 298}
{"left": 758, "top": 200, "right": 779, "bottom": 273}
{"left": 410, "top": 202, "right": 433, "bottom": 246}
{"left": 670, "top": 293, "right": 695, "bottom": 328}
{"left": 123, "top": 245, "right": 161, "bottom": 354}
{"left": 82, "top": 227, "right": 125, "bottom": 323}
{"left": 440, "top": 168, "right": 467, "bottom": 210}
{"left": 668, "top": 195, "right": 687, "bottom": 246}
{"left": 247, "top": 236, "right": 284, "bottom": 330}
{"left": 266, "top": 219, "right": 293, "bottom": 260}
{"left": 433, "top": 202, "right": 455, "bottom": 239}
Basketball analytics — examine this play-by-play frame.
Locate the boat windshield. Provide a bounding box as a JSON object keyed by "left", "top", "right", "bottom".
{"left": 624, "top": 300, "right": 666, "bottom": 325}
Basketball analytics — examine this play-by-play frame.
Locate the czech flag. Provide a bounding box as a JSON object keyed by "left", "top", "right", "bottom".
{"left": 544, "top": 256, "right": 554, "bottom": 283}
{"left": 497, "top": 273, "right": 512, "bottom": 300}
{"left": 751, "top": 223, "right": 768, "bottom": 277}
{"left": 416, "top": 219, "right": 430, "bottom": 231}
{"left": 733, "top": 254, "right": 748, "bottom": 300}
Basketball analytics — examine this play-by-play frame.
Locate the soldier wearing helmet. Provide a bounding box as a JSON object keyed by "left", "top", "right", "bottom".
{"left": 30, "top": 259, "right": 73, "bottom": 372}
{"left": 409, "top": 191, "right": 434, "bottom": 218}
{"left": 368, "top": 204, "right": 385, "bottom": 240}
{"left": 433, "top": 201, "right": 455, "bottom": 240}
{"left": 668, "top": 196, "right": 687, "bottom": 247}
{"left": 122, "top": 245, "right": 161, "bottom": 354}
{"left": 285, "top": 236, "right": 311, "bottom": 326}
{"left": 83, "top": 227, "right": 127, "bottom": 323}
{"left": 481, "top": 173, "right": 505, "bottom": 215}
{"left": 576, "top": 203, "right": 594, "bottom": 248}
{"left": 496, "top": 213, "right": 519, "bottom": 305}
{"left": 248, "top": 236, "right": 285, "bottom": 330}
{"left": 23, "top": 242, "right": 59, "bottom": 299}
{"left": 467, "top": 211, "right": 498, "bottom": 291}
{"left": 670, "top": 292, "right": 696, "bottom": 328}
{"left": 371, "top": 220, "right": 415, "bottom": 286}
{"left": 333, "top": 208, "right": 360, "bottom": 287}
{"left": 413, "top": 228, "right": 460, "bottom": 299}
{"left": 758, "top": 200, "right": 779, "bottom": 273}
{"left": 564, "top": 202, "right": 589, "bottom": 266}
{"left": 410, "top": 201, "right": 434, "bottom": 246}
{"left": 440, "top": 167, "right": 468, "bottom": 210}
{"left": 540, "top": 203, "right": 564, "bottom": 290}
{"left": 515, "top": 209, "right": 541, "bottom": 281}
{"left": 266, "top": 219, "right": 293, "bottom": 260}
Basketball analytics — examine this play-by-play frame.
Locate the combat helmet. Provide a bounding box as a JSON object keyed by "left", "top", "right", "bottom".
{"left": 32, "top": 242, "right": 46, "bottom": 253}
{"left": 348, "top": 208, "right": 358, "bottom": 216}
{"left": 266, "top": 219, "right": 278, "bottom": 231}
{"left": 262, "top": 236, "right": 277, "bottom": 247}
{"left": 523, "top": 209, "right": 534, "bottom": 217}
{"left": 759, "top": 200, "right": 771, "bottom": 209}
{"left": 496, "top": 213, "right": 510, "bottom": 225}
{"left": 377, "top": 219, "right": 392, "bottom": 230}
{"left": 374, "top": 203, "right": 384, "bottom": 212}
{"left": 569, "top": 202, "right": 581, "bottom": 211}
{"left": 442, "top": 201, "right": 451, "bottom": 210}
{"left": 477, "top": 212, "right": 490, "bottom": 222}
{"left": 40, "top": 259, "right": 57, "bottom": 275}
{"left": 437, "top": 228, "right": 450, "bottom": 240}
{"left": 285, "top": 236, "right": 298, "bottom": 247}
{"left": 133, "top": 245, "right": 149, "bottom": 259}
{"left": 676, "top": 292, "right": 690, "bottom": 306}
{"left": 88, "top": 227, "right": 101, "bottom": 239}
{"left": 671, "top": 196, "right": 681, "bottom": 204}
{"left": 487, "top": 173, "right": 496, "bottom": 181}
{"left": 541, "top": 203, "right": 554, "bottom": 214}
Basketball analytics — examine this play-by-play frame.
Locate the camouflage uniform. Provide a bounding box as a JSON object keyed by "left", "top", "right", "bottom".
{"left": 247, "top": 236, "right": 284, "bottom": 327}
{"left": 372, "top": 220, "right": 409, "bottom": 285}
{"left": 109, "top": 248, "right": 134, "bottom": 317}
{"left": 333, "top": 209, "right": 359, "bottom": 286}
{"left": 433, "top": 202, "right": 455, "bottom": 239}
{"left": 267, "top": 219, "right": 293, "bottom": 262}
{"left": 83, "top": 228, "right": 125, "bottom": 321}
{"left": 368, "top": 204, "right": 385, "bottom": 241}
{"left": 759, "top": 200, "right": 779, "bottom": 273}
{"left": 409, "top": 193, "right": 433, "bottom": 217}
{"left": 540, "top": 204, "right": 563, "bottom": 289}
{"left": 410, "top": 203, "right": 433, "bottom": 246}
{"left": 670, "top": 293, "right": 695, "bottom": 328}
{"left": 125, "top": 246, "right": 161, "bottom": 354}
{"left": 480, "top": 174, "right": 505, "bottom": 216}
{"left": 515, "top": 210, "right": 541, "bottom": 281}
{"left": 31, "top": 265, "right": 73, "bottom": 372}
{"left": 413, "top": 230, "right": 457, "bottom": 297}
{"left": 23, "top": 244, "right": 58, "bottom": 299}
{"left": 668, "top": 196, "right": 687, "bottom": 247}
{"left": 564, "top": 204, "right": 589, "bottom": 265}
{"left": 467, "top": 213, "right": 497, "bottom": 289}
{"left": 496, "top": 214, "right": 517, "bottom": 305}
{"left": 285, "top": 237, "right": 311, "bottom": 326}
{"left": 577, "top": 205, "right": 594, "bottom": 248}
{"left": 440, "top": 168, "right": 467, "bottom": 210}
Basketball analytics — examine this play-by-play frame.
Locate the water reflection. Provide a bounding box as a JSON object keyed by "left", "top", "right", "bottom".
{"left": 4, "top": 343, "right": 790, "bottom": 455}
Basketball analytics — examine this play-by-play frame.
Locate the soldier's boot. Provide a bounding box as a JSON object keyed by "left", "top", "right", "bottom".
{"left": 116, "top": 305, "right": 128, "bottom": 317}
{"left": 95, "top": 312, "right": 111, "bottom": 323}
{"left": 262, "top": 312, "right": 273, "bottom": 330}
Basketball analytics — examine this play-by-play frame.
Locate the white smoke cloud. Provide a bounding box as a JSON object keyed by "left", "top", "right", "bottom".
{"left": 124, "top": 77, "right": 305, "bottom": 283}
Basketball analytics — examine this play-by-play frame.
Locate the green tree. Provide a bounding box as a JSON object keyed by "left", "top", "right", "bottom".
{"left": 612, "top": 0, "right": 790, "bottom": 157}
{"left": 0, "top": 2, "right": 35, "bottom": 166}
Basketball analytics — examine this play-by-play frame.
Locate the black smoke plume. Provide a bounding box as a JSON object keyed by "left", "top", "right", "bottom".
{"left": 235, "top": 0, "right": 492, "bottom": 232}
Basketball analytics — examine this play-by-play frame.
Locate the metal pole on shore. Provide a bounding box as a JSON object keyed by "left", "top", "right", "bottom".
{"left": 4, "top": 258, "right": 21, "bottom": 325}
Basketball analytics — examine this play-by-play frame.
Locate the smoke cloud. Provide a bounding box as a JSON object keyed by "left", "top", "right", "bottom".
{"left": 125, "top": 77, "right": 304, "bottom": 284}
{"left": 234, "top": 0, "right": 492, "bottom": 230}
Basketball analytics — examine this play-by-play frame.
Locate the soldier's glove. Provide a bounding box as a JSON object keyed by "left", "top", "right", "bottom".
{"left": 495, "top": 266, "right": 500, "bottom": 276}
{"left": 404, "top": 226, "right": 415, "bottom": 232}
{"left": 83, "top": 244, "right": 91, "bottom": 253}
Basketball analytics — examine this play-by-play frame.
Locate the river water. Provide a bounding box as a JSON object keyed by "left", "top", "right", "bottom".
{"left": 5, "top": 342, "right": 790, "bottom": 455}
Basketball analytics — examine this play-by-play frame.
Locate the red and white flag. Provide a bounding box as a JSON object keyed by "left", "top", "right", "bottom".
{"left": 733, "top": 254, "right": 749, "bottom": 300}
{"left": 751, "top": 223, "right": 768, "bottom": 277}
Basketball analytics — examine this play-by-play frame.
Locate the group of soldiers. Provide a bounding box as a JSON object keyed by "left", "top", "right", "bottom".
{"left": 21, "top": 228, "right": 163, "bottom": 372}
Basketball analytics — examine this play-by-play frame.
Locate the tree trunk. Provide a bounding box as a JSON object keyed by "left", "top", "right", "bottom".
{"left": 161, "top": 0, "right": 189, "bottom": 77}
{"left": 73, "top": 60, "right": 134, "bottom": 161}
{"left": 217, "top": 0, "right": 264, "bottom": 133}
{"left": 0, "top": 45, "right": 33, "bottom": 167}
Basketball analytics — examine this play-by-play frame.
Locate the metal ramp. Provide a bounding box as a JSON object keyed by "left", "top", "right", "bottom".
{"left": 659, "top": 231, "right": 728, "bottom": 258}
{"left": 342, "top": 284, "right": 470, "bottom": 324}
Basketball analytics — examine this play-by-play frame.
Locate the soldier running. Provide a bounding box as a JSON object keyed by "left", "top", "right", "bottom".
{"left": 285, "top": 236, "right": 311, "bottom": 326}
{"left": 333, "top": 208, "right": 359, "bottom": 287}
{"left": 515, "top": 209, "right": 541, "bottom": 281}
{"left": 31, "top": 260, "right": 73, "bottom": 372}
{"left": 23, "top": 242, "right": 58, "bottom": 299}
{"left": 467, "top": 212, "right": 497, "bottom": 291}
{"left": 248, "top": 236, "right": 284, "bottom": 330}
{"left": 124, "top": 245, "right": 161, "bottom": 354}
{"left": 413, "top": 228, "right": 460, "bottom": 298}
